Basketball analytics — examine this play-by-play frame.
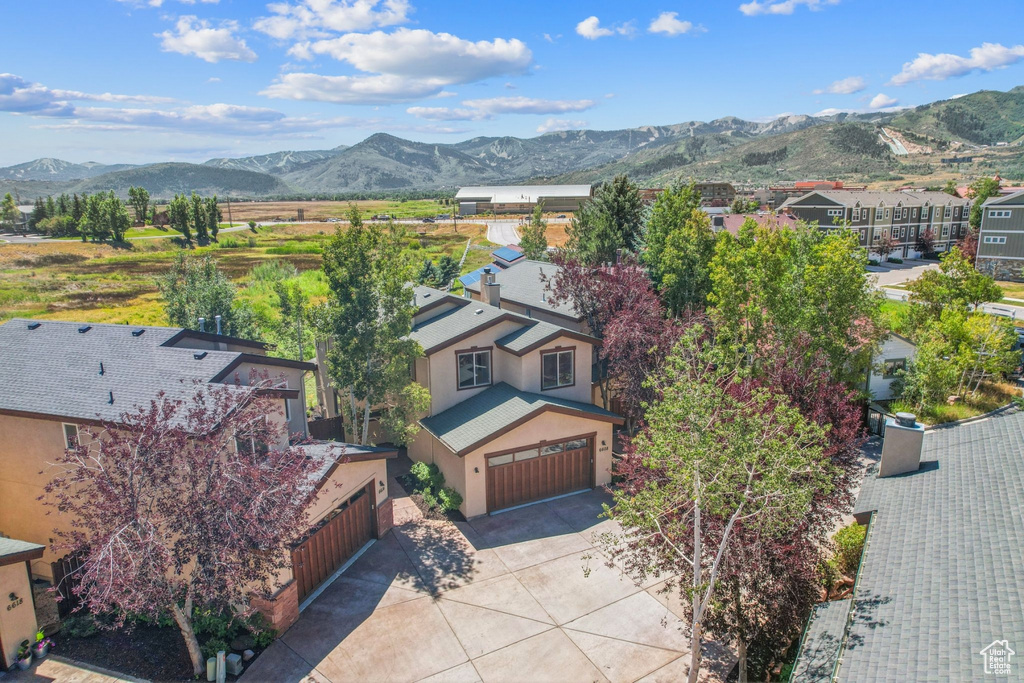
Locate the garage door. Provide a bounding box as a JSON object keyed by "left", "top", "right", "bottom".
{"left": 291, "top": 482, "right": 374, "bottom": 603}
{"left": 486, "top": 435, "right": 594, "bottom": 513}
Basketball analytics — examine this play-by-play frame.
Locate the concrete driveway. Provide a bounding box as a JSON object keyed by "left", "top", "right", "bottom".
{"left": 242, "top": 490, "right": 733, "bottom": 683}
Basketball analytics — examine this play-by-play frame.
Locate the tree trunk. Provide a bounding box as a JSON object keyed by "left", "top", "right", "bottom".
{"left": 687, "top": 487, "right": 703, "bottom": 683}
{"left": 361, "top": 400, "right": 371, "bottom": 445}
{"left": 737, "top": 638, "right": 748, "bottom": 683}
{"left": 170, "top": 602, "right": 204, "bottom": 677}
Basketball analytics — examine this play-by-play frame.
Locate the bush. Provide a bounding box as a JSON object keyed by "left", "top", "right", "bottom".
{"left": 192, "top": 607, "right": 235, "bottom": 640}
{"left": 420, "top": 488, "right": 438, "bottom": 510}
{"left": 245, "top": 613, "right": 277, "bottom": 649}
{"left": 409, "top": 461, "right": 432, "bottom": 491}
{"left": 217, "top": 236, "right": 243, "bottom": 249}
{"left": 247, "top": 236, "right": 258, "bottom": 248}
{"left": 868, "top": 258, "right": 880, "bottom": 266}
{"left": 408, "top": 238, "right": 421, "bottom": 250}
{"left": 201, "top": 637, "right": 231, "bottom": 660}
{"left": 833, "top": 523, "right": 867, "bottom": 575}
{"left": 888, "top": 257, "right": 904, "bottom": 264}
{"left": 248, "top": 220, "right": 257, "bottom": 231}
{"left": 62, "top": 613, "right": 99, "bottom": 638}
{"left": 438, "top": 487, "right": 463, "bottom": 512}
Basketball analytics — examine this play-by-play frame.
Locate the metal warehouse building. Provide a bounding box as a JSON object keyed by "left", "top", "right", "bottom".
{"left": 456, "top": 185, "right": 593, "bottom": 215}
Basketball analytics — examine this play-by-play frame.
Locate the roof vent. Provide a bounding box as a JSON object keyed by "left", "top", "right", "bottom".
{"left": 422, "top": 292, "right": 431, "bottom": 298}
{"left": 194, "top": 351, "right": 208, "bottom": 360}
{"left": 108, "top": 391, "right": 114, "bottom": 404}
{"left": 99, "top": 362, "right": 105, "bottom": 376}
{"left": 78, "top": 325, "right": 92, "bottom": 334}
{"left": 131, "top": 328, "right": 145, "bottom": 337}
{"left": 475, "top": 308, "right": 484, "bottom": 315}
{"left": 27, "top": 322, "right": 41, "bottom": 330}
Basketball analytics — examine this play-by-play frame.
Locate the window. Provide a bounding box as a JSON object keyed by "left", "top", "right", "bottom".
{"left": 910, "top": 226, "right": 916, "bottom": 238}
{"left": 942, "top": 225, "right": 949, "bottom": 237}
{"left": 891, "top": 227, "right": 899, "bottom": 238}
{"left": 827, "top": 208, "right": 843, "bottom": 217}
{"left": 944, "top": 206, "right": 952, "bottom": 218}
{"left": 900, "top": 227, "right": 906, "bottom": 238}
{"left": 921, "top": 206, "right": 929, "bottom": 219}
{"left": 235, "top": 417, "right": 268, "bottom": 455}
{"left": 882, "top": 358, "right": 906, "bottom": 379}
{"left": 284, "top": 398, "right": 291, "bottom": 421}
{"left": 873, "top": 229, "right": 882, "bottom": 241}
{"left": 984, "top": 235, "right": 1008, "bottom": 244}
{"left": 885, "top": 209, "right": 891, "bottom": 219}
{"left": 853, "top": 208, "right": 861, "bottom": 220}
{"left": 875, "top": 207, "right": 884, "bottom": 220}
{"left": 541, "top": 348, "right": 575, "bottom": 390}
{"left": 457, "top": 349, "right": 491, "bottom": 389}
{"left": 912, "top": 208, "right": 917, "bottom": 218}
{"left": 989, "top": 210, "right": 1012, "bottom": 218}
{"left": 62, "top": 423, "right": 79, "bottom": 449}
{"left": 964, "top": 205, "right": 971, "bottom": 217}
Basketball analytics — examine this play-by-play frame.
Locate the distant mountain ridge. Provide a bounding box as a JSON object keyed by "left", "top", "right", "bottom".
{"left": 2, "top": 86, "right": 1022, "bottom": 200}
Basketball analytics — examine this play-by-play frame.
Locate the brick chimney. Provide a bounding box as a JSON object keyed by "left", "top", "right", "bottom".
{"left": 482, "top": 267, "right": 500, "bottom": 308}
{"left": 878, "top": 412, "right": 925, "bottom": 477}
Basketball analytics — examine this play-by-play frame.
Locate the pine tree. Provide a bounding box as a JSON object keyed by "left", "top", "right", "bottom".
{"left": 519, "top": 204, "right": 549, "bottom": 260}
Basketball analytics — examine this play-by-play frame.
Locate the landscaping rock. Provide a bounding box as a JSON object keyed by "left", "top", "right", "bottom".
{"left": 242, "top": 649, "right": 255, "bottom": 662}
{"left": 229, "top": 635, "right": 255, "bottom": 652}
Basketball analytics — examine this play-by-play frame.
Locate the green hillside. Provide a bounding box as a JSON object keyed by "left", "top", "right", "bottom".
{"left": 888, "top": 87, "right": 1024, "bottom": 145}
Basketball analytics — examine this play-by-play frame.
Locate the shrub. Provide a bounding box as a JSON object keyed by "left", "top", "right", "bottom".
{"left": 192, "top": 607, "right": 235, "bottom": 640}
{"left": 217, "top": 236, "right": 242, "bottom": 249}
{"left": 409, "top": 461, "right": 432, "bottom": 491}
{"left": 245, "top": 613, "right": 277, "bottom": 649}
{"left": 201, "top": 638, "right": 231, "bottom": 660}
{"left": 868, "top": 258, "right": 880, "bottom": 266}
{"left": 438, "top": 487, "right": 463, "bottom": 512}
{"left": 420, "top": 488, "right": 438, "bottom": 510}
{"left": 408, "top": 238, "right": 421, "bottom": 250}
{"left": 248, "top": 220, "right": 257, "bottom": 231}
{"left": 247, "top": 237, "right": 258, "bottom": 247}
{"left": 62, "top": 613, "right": 99, "bottom": 638}
{"left": 833, "top": 523, "right": 867, "bottom": 575}
{"left": 250, "top": 260, "right": 298, "bottom": 282}
{"left": 888, "top": 257, "right": 904, "bottom": 264}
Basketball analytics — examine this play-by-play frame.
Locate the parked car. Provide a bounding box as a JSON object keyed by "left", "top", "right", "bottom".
{"left": 422, "top": 217, "right": 435, "bottom": 223}
{"left": 556, "top": 214, "right": 567, "bottom": 219}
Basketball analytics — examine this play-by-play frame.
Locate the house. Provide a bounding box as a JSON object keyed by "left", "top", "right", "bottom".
{"left": 865, "top": 333, "right": 916, "bottom": 402}
{"left": 407, "top": 284, "right": 623, "bottom": 517}
{"left": 779, "top": 189, "right": 971, "bottom": 259}
{"left": 975, "top": 189, "right": 1024, "bottom": 281}
{"left": 761, "top": 181, "right": 866, "bottom": 210}
{"left": 0, "top": 319, "right": 397, "bottom": 633}
{"left": 791, "top": 411, "right": 1024, "bottom": 681}
{"left": 711, "top": 212, "right": 800, "bottom": 235}
{"left": 463, "top": 260, "right": 586, "bottom": 332}
{"left": 639, "top": 182, "right": 736, "bottom": 207}
{"left": 455, "top": 185, "right": 593, "bottom": 215}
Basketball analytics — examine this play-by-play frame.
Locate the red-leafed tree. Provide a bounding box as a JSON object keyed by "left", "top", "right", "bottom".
{"left": 43, "top": 377, "right": 337, "bottom": 676}
{"left": 546, "top": 253, "right": 682, "bottom": 426}
{"left": 958, "top": 227, "right": 979, "bottom": 264}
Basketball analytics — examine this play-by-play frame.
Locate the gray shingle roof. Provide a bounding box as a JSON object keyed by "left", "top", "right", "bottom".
{"left": 465, "top": 260, "right": 579, "bottom": 320}
{"left": 419, "top": 382, "right": 622, "bottom": 455}
{"left": 780, "top": 189, "right": 968, "bottom": 210}
{"left": 792, "top": 599, "right": 851, "bottom": 683}
{"left": 410, "top": 300, "right": 512, "bottom": 353}
{"left": 0, "top": 319, "right": 299, "bottom": 425}
{"left": 495, "top": 318, "right": 591, "bottom": 354}
{"left": 0, "top": 536, "right": 45, "bottom": 560}
{"left": 797, "top": 410, "right": 1024, "bottom": 682}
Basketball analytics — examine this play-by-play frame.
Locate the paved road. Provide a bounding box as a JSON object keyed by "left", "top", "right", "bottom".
{"left": 485, "top": 221, "right": 521, "bottom": 246}
{"left": 867, "top": 261, "right": 938, "bottom": 287}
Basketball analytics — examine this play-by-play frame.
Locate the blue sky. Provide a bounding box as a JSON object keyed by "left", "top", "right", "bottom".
{"left": 2, "top": 0, "right": 1024, "bottom": 165}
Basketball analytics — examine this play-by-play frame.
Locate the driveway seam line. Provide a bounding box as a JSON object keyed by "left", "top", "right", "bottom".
{"left": 561, "top": 625, "right": 690, "bottom": 655}
{"left": 436, "top": 595, "right": 558, "bottom": 628}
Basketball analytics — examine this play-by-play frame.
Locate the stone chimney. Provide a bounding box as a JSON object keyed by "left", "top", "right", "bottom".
{"left": 482, "top": 267, "right": 500, "bottom": 308}
{"left": 878, "top": 412, "right": 925, "bottom": 477}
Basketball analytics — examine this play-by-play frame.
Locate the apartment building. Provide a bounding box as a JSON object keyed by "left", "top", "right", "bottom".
{"left": 976, "top": 189, "right": 1024, "bottom": 280}
{"left": 778, "top": 189, "right": 971, "bottom": 259}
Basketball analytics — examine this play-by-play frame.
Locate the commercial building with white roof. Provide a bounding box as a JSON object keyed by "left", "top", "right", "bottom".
{"left": 455, "top": 185, "right": 593, "bottom": 215}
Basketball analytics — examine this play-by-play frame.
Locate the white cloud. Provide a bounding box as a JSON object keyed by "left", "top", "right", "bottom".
{"left": 813, "top": 75, "right": 866, "bottom": 95}
{"left": 254, "top": 0, "right": 411, "bottom": 40}
{"left": 207, "top": 77, "right": 221, "bottom": 83}
{"left": 158, "top": 16, "right": 257, "bottom": 63}
{"left": 648, "top": 12, "right": 698, "bottom": 36}
{"left": 543, "top": 33, "right": 561, "bottom": 43}
{"left": 116, "top": 0, "right": 219, "bottom": 6}
{"left": 261, "top": 72, "right": 446, "bottom": 104}
{"left": 49, "top": 89, "right": 176, "bottom": 104}
{"left": 739, "top": 0, "right": 838, "bottom": 16}
{"left": 460, "top": 96, "right": 596, "bottom": 115}
{"left": 869, "top": 93, "right": 898, "bottom": 109}
{"left": 888, "top": 42, "right": 1024, "bottom": 86}
{"left": 406, "top": 106, "right": 490, "bottom": 121}
{"left": 537, "top": 118, "right": 587, "bottom": 133}
{"left": 575, "top": 16, "right": 633, "bottom": 40}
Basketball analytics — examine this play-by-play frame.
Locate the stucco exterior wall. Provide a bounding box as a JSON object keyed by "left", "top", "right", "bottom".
{"left": 220, "top": 362, "right": 307, "bottom": 438}
{"left": 0, "top": 562, "right": 38, "bottom": 668}
{"left": 868, "top": 335, "right": 917, "bottom": 402}
{"left": 424, "top": 320, "right": 523, "bottom": 415}
{"left": 517, "top": 342, "right": 593, "bottom": 403}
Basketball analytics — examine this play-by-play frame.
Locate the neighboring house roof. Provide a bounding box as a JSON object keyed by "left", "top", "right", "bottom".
{"left": 458, "top": 263, "right": 505, "bottom": 289}
{"left": 303, "top": 442, "right": 399, "bottom": 495}
{"left": 779, "top": 189, "right": 968, "bottom": 211}
{"left": 0, "top": 536, "right": 45, "bottom": 566}
{"left": 791, "top": 598, "right": 851, "bottom": 683}
{"left": 464, "top": 260, "right": 580, "bottom": 321}
{"left": 413, "top": 285, "right": 468, "bottom": 316}
{"left": 0, "top": 319, "right": 313, "bottom": 425}
{"left": 717, "top": 213, "right": 799, "bottom": 235}
{"left": 420, "top": 382, "right": 623, "bottom": 455}
{"left": 794, "top": 410, "right": 1024, "bottom": 682}
{"left": 455, "top": 185, "right": 592, "bottom": 203}
{"left": 983, "top": 188, "right": 1024, "bottom": 206}
{"left": 492, "top": 246, "right": 525, "bottom": 265}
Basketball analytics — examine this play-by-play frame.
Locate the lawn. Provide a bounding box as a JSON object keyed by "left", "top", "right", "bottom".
{"left": 891, "top": 381, "right": 1021, "bottom": 425}
{"left": 995, "top": 280, "right": 1024, "bottom": 301}
{"left": 0, "top": 221, "right": 494, "bottom": 326}
{"left": 203, "top": 199, "right": 451, "bottom": 223}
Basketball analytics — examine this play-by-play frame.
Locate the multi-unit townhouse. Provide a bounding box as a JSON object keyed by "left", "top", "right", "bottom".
{"left": 407, "top": 282, "right": 623, "bottom": 518}
{"left": 975, "top": 189, "right": 1024, "bottom": 280}
{"left": 778, "top": 189, "right": 972, "bottom": 259}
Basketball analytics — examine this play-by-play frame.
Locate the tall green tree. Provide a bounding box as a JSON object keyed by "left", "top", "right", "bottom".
{"left": 321, "top": 209, "right": 429, "bottom": 445}
{"left": 273, "top": 280, "right": 314, "bottom": 361}
{"left": 657, "top": 208, "right": 717, "bottom": 316}
{"left": 45, "top": 195, "right": 57, "bottom": 218}
{"left": 905, "top": 246, "right": 1002, "bottom": 325}
{"left": 566, "top": 175, "right": 644, "bottom": 264}
{"left": 643, "top": 181, "right": 702, "bottom": 286}
{"left": 519, "top": 204, "right": 549, "bottom": 260}
{"left": 106, "top": 192, "right": 132, "bottom": 242}
{"left": 158, "top": 252, "right": 255, "bottom": 337}
{"left": 190, "top": 192, "right": 208, "bottom": 242}
{"left": 205, "top": 196, "right": 221, "bottom": 242}
{"left": 0, "top": 193, "right": 18, "bottom": 230}
{"left": 168, "top": 194, "right": 192, "bottom": 242}
{"left": 967, "top": 176, "right": 1001, "bottom": 230}
{"left": 127, "top": 186, "right": 150, "bottom": 225}
{"left": 80, "top": 194, "right": 107, "bottom": 241}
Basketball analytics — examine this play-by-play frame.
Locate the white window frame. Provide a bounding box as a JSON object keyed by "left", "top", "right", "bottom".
{"left": 989, "top": 210, "right": 1012, "bottom": 218}
{"left": 827, "top": 208, "right": 843, "bottom": 217}
{"left": 876, "top": 207, "right": 884, "bottom": 220}
{"left": 457, "top": 349, "right": 492, "bottom": 389}
{"left": 984, "top": 235, "right": 1008, "bottom": 244}
{"left": 853, "top": 208, "right": 861, "bottom": 220}
{"left": 942, "top": 225, "right": 949, "bottom": 237}
{"left": 921, "top": 206, "right": 929, "bottom": 219}
{"left": 944, "top": 206, "right": 952, "bottom": 218}
{"left": 912, "top": 208, "right": 917, "bottom": 218}
{"left": 900, "top": 227, "right": 906, "bottom": 238}
{"left": 62, "top": 423, "right": 79, "bottom": 449}
{"left": 885, "top": 208, "right": 891, "bottom": 219}
{"left": 910, "top": 226, "right": 916, "bottom": 237}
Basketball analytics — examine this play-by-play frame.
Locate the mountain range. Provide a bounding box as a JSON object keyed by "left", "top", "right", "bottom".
{"left": 3, "top": 87, "right": 1023, "bottom": 201}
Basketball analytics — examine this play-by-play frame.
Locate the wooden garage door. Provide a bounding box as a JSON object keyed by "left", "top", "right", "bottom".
{"left": 486, "top": 435, "right": 594, "bottom": 513}
{"left": 291, "top": 482, "right": 374, "bottom": 603}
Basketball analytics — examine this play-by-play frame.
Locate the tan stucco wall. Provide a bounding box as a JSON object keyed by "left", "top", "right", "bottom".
{"left": 517, "top": 341, "right": 593, "bottom": 403}
{"left": 0, "top": 415, "right": 74, "bottom": 580}
{"left": 219, "top": 363, "right": 308, "bottom": 439}
{"left": 0, "top": 562, "right": 38, "bottom": 667}
{"left": 411, "top": 412, "right": 614, "bottom": 518}
{"left": 424, "top": 320, "right": 524, "bottom": 415}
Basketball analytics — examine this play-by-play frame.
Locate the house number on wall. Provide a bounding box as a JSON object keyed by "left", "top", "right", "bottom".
{"left": 6, "top": 597, "right": 24, "bottom": 611}
{"left": 599, "top": 446, "right": 609, "bottom": 453}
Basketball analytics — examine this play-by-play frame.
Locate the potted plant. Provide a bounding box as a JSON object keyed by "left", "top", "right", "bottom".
{"left": 33, "top": 629, "right": 54, "bottom": 658}
{"left": 15, "top": 639, "right": 32, "bottom": 670}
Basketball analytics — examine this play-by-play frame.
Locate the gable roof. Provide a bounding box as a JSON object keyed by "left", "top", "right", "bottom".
{"left": 984, "top": 189, "right": 1024, "bottom": 206}
{"left": 0, "top": 319, "right": 309, "bottom": 425}
{"left": 794, "top": 409, "right": 1024, "bottom": 682}
{"left": 495, "top": 320, "right": 598, "bottom": 355}
{"left": 780, "top": 189, "right": 968, "bottom": 211}
{"left": 419, "top": 382, "right": 622, "bottom": 455}
{"left": 492, "top": 246, "right": 525, "bottom": 265}
{"left": 464, "top": 260, "right": 580, "bottom": 321}
{"left": 410, "top": 301, "right": 518, "bottom": 354}
{"left": 0, "top": 536, "right": 45, "bottom": 566}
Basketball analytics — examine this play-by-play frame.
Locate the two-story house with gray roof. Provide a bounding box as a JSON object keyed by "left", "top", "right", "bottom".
{"left": 407, "top": 281, "right": 623, "bottom": 518}
{"left": 0, "top": 319, "right": 399, "bottom": 633}
{"left": 976, "top": 189, "right": 1024, "bottom": 280}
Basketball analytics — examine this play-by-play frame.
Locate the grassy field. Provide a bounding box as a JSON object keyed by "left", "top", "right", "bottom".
{"left": 205, "top": 199, "right": 451, "bottom": 223}
{"left": 0, "top": 221, "right": 495, "bottom": 326}
{"left": 891, "top": 381, "right": 1020, "bottom": 425}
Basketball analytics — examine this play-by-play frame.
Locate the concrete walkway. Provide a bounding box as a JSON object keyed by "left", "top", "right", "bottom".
{"left": 1, "top": 655, "right": 147, "bottom": 682}
{"left": 242, "top": 489, "right": 734, "bottom": 683}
